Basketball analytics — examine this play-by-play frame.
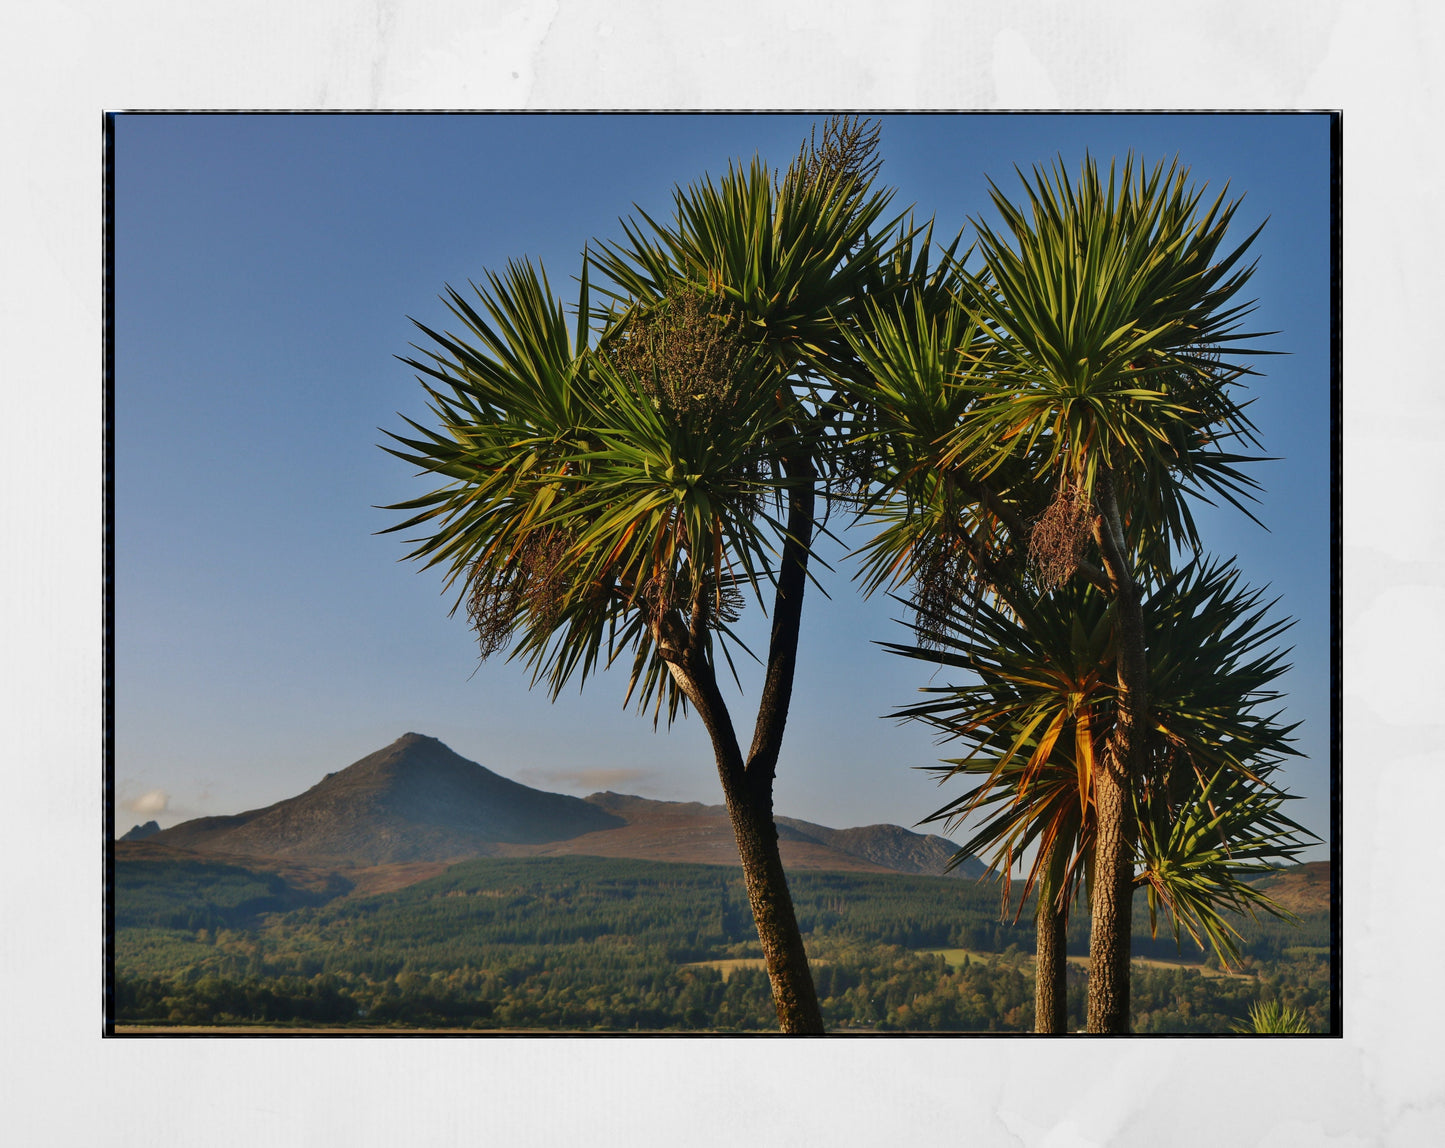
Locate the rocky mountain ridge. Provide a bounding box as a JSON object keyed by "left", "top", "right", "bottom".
{"left": 136, "top": 733, "right": 983, "bottom": 879}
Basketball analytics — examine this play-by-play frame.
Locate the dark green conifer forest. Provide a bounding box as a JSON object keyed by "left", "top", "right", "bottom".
{"left": 114, "top": 856, "right": 1329, "bottom": 1033}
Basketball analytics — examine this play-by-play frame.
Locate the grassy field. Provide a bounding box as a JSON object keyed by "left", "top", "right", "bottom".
{"left": 688, "top": 945, "right": 1259, "bottom": 986}
{"left": 922, "top": 947, "right": 1254, "bottom": 980}
{"left": 681, "top": 956, "right": 837, "bottom": 982}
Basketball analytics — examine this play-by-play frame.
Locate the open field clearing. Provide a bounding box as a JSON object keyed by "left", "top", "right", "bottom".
{"left": 923, "top": 948, "right": 1254, "bottom": 981}
{"left": 682, "top": 957, "right": 831, "bottom": 982}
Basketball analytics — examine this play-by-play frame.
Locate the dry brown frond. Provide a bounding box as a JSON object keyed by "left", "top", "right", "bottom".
{"left": 1029, "top": 481, "right": 1095, "bottom": 592}
{"left": 910, "top": 537, "right": 989, "bottom": 651}
{"left": 796, "top": 115, "right": 883, "bottom": 190}
{"left": 466, "top": 528, "right": 575, "bottom": 658}
{"left": 467, "top": 575, "right": 518, "bottom": 660}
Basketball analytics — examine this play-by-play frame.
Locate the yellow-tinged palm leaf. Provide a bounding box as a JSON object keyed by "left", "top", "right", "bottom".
{"left": 892, "top": 558, "right": 1309, "bottom": 931}
{"left": 1073, "top": 705, "right": 1095, "bottom": 816}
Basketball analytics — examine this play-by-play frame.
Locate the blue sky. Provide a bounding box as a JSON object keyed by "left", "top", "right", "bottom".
{"left": 114, "top": 112, "right": 1332, "bottom": 858}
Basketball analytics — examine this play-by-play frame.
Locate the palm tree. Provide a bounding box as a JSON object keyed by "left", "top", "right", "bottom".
{"left": 887, "top": 560, "right": 1313, "bottom": 1032}
{"left": 851, "top": 154, "right": 1274, "bottom": 1031}
{"left": 382, "top": 120, "right": 913, "bottom": 1033}
{"left": 891, "top": 580, "right": 1107, "bottom": 1033}
{"left": 1233, "top": 998, "right": 1312, "bottom": 1034}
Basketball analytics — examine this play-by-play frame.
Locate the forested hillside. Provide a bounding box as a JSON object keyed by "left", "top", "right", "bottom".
{"left": 113, "top": 855, "right": 1331, "bottom": 1033}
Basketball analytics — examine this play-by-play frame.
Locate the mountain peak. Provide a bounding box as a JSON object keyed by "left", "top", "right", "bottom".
{"left": 140, "top": 735, "right": 981, "bottom": 879}
{"left": 149, "top": 736, "right": 623, "bottom": 864}
{"left": 119, "top": 820, "right": 161, "bottom": 842}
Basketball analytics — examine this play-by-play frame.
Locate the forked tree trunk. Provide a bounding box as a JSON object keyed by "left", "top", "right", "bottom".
{"left": 1086, "top": 469, "right": 1148, "bottom": 1034}
{"left": 658, "top": 455, "right": 825, "bottom": 1034}
{"left": 662, "top": 650, "right": 823, "bottom": 1033}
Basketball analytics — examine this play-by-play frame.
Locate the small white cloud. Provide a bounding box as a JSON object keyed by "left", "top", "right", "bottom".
{"left": 122, "top": 789, "right": 170, "bottom": 816}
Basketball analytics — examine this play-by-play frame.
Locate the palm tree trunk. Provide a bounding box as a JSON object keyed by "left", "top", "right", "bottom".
{"left": 1086, "top": 469, "right": 1147, "bottom": 1034}
{"left": 1035, "top": 899, "right": 1069, "bottom": 1033}
{"left": 1087, "top": 758, "right": 1134, "bottom": 1032}
{"left": 655, "top": 455, "right": 824, "bottom": 1033}
{"left": 734, "top": 452, "right": 824, "bottom": 1032}
{"left": 663, "top": 648, "right": 823, "bottom": 1032}
{"left": 661, "top": 648, "right": 823, "bottom": 1033}
{"left": 1034, "top": 849, "right": 1069, "bottom": 1033}
{"left": 718, "top": 768, "right": 824, "bottom": 1032}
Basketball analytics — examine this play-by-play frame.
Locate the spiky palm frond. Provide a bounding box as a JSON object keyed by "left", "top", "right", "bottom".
{"left": 890, "top": 578, "right": 1115, "bottom": 912}
{"left": 1231, "top": 998, "right": 1312, "bottom": 1034}
{"left": 834, "top": 284, "right": 1083, "bottom": 657}
{"left": 384, "top": 125, "right": 910, "bottom": 726}
{"left": 382, "top": 257, "right": 804, "bottom": 723}
{"left": 1141, "top": 560, "right": 1300, "bottom": 794}
{"left": 839, "top": 292, "right": 1026, "bottom": 604}
{"left": 587, "top": 149, "right": 902, "bottom": 388}
{"left": 1134, "top": 764, "right": 1312, "bottom": 968}
{"left": 382, "top": 257, "right": 596, "bottom": 602}
{"left": 951, "top": 154, "right": 1277, "bottom": 572}
{"left": 887, "top": 558, "right": 1311, "bottom": 956}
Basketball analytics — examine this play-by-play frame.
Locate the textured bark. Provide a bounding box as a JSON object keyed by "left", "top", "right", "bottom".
{"left": 1086, "top": 756, "right": 1134, "bottom": 1032}
{"left": 1034, "top": 899, "right": 1069, "bottom": 1033}
{"left": 659, "top": 645, "right": 823, "bottom": 1033}
{"left": 719, "top": 766, "right": 824, "bottom": 1032}
{"left": 1034, "top": 843, "right": 1070, "bottom": 1034}
{"left": 745, "top": 455, "right": 815, "bottom": 774}
{"left": 734, "top": 453, "right": 823, "bottom": 1033}
{"left": 655, "top": 453, "right": 824, "bottom": 1034}
{"left": 1086, "top": 469, "right": 1147, "bottom": 1034}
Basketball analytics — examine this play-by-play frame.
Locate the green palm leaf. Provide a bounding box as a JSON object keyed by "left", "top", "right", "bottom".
{"left": 888, "top": 557, "right": 1312, "bottom": 957}
{"left": 950, "top": 154, "right": 1277, "bottom": 571}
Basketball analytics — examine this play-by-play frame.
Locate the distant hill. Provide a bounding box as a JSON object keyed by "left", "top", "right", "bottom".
{"left": 120, "top": 820, "right": 161, "bottom": 842}
{"left": 497, "top": 791, "right": 985, "bottom": 878}
{"left": 1249, "top": 860, "right": 1331, "bottom": 916}
{"left": 776, "top": 817, "right": 985, "bottom": 879}
{"left": 140, "top": 733, "right": 981, "bottom": 880}
{"left": 148, "top": 733, "right": 624, "bottom": 865}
